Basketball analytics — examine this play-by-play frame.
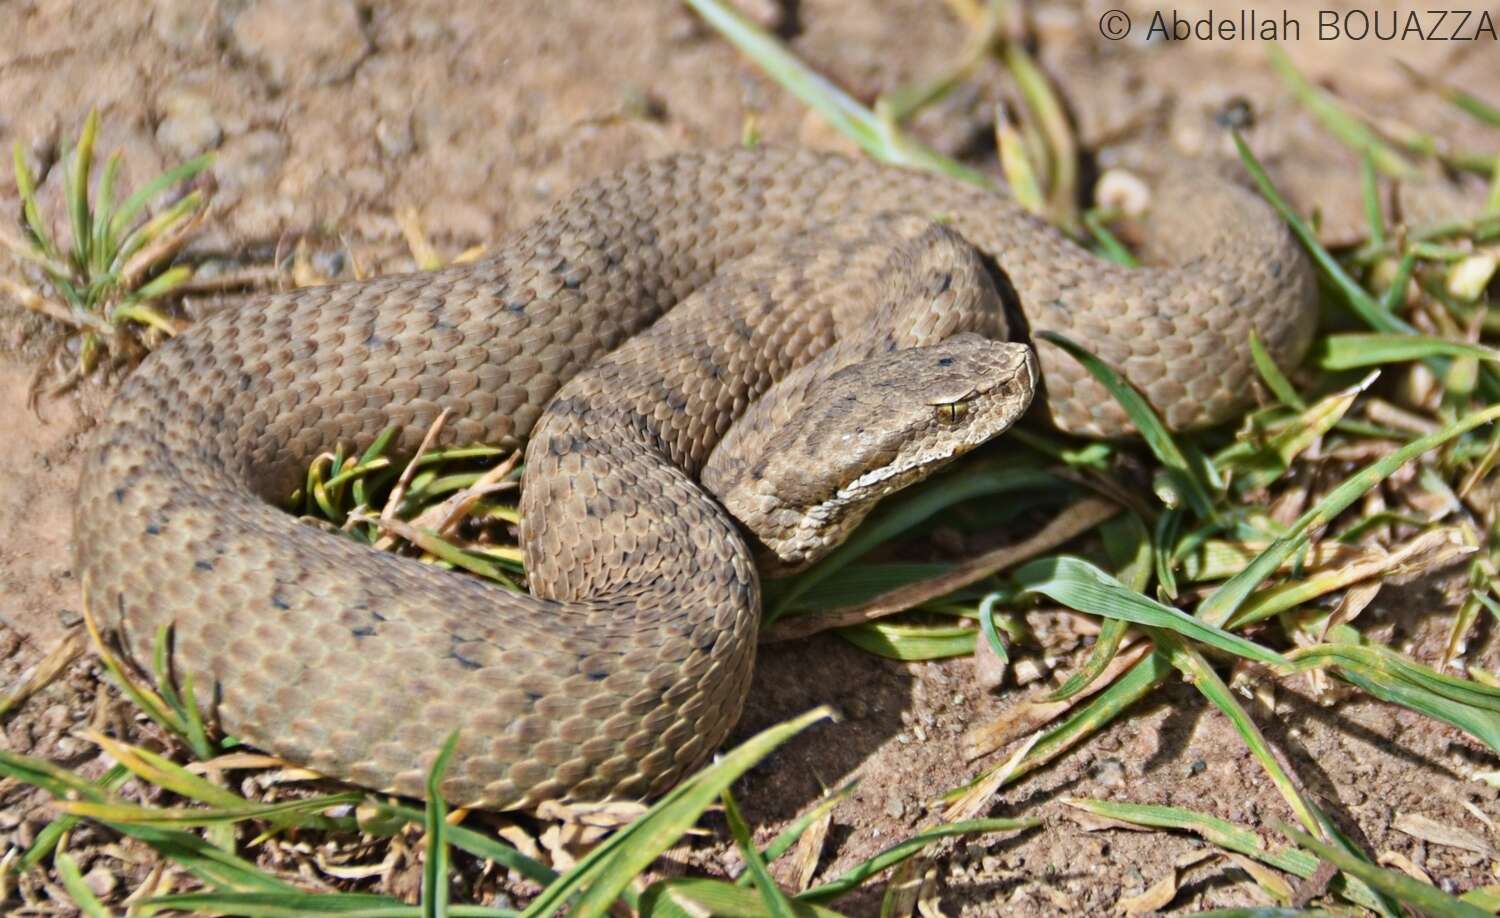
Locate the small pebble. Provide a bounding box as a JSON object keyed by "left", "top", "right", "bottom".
{"left": 376, "top": 115, "right": 415, "bottom": 159}
{"left": 971, "top": 636, "right": 1008, "bottom": 691}
{"left": 1012, "top": 657, "right": 1051, "bottom": 686}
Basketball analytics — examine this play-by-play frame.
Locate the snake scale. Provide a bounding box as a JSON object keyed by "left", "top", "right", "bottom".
{"left": 75, "top": 147, "right": 1317, "bottom": 809}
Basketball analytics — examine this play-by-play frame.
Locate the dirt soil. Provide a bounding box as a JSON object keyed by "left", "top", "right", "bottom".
{"left": 2, "top": 1, "right": 1500, "bottom": 914}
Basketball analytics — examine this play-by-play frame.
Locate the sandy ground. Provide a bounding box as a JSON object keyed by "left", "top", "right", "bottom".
{"left": 2, "top": 0, "right": 1500, "bottom": 913}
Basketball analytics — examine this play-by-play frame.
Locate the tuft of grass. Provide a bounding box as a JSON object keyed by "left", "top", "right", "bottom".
{"left": 1, "top": 109, "right": 214, "bottom": 398}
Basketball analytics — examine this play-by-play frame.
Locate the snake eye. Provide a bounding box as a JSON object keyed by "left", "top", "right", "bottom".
{"left": 936, "top": 399, "right": 970, "bottom": 423}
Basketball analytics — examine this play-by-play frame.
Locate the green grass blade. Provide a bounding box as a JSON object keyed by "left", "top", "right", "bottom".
{"left": 996, "top": 117, "right": 1046, "bottom": 216}
{"left": 1002, "top": 42, "right": 1078, "bottom": 228}
{"left": 1047, "top": 618, "right": 1126, "bottom": 703}
{"left": 977, "top": 592, "right": 1011, "bottom": 663}
{"left": 1196, "top": 401, "right": 1500, "bottom": 627}
{"left": 1396, "top": 60, "right": 1500, "bottom": 128}
{"left": 91, "top": 151, "right": 122, "bottom": 276}
{"left": 13, "top": 140, "right": 59, "bottom": 260}
{"left": 367, "top": 802, "right": 556, "bottom": 887}
{"left": 1047, "top": 514, "right": 1143, "bottom": 701}
{"left": 20, "top": 765, "right": 130, "bottom": 870}
{"left": 1360, "top": 152, "right": 1385, "bottom": 247}
{"left": 1314, "top": 333, "right": 1500, "bottom": 370}
{"left": 522, "top": 708, "right": 833, "bottom": 918}
{"left": 139, "top": 891, "right": 517, "bottom": 917}
{"left": 1038, "top": 331, "right": 1216, "bottom": 517}
{"left": 722, "top": 787, "right": 798, "bottom": 918}
{"left": 423, "top": 732, "right": 461, "bottom": 918}
{"left": 109, "top": 153, "right": 214, "bottom": 241}
{"left": 737, "top": 781, "right": 857, "bottom": 887}
{"left": 839, "top": 620, "right": 976, "bottom": 660}
{"left": 62, "top": 793, "right": 364, "bottom": 828}
{"left": 1233, "top": 132, "right": 1412, "bottom": 335}
{"left": 1279, "top": 823, "right": 1488, "bottom": 917}
{"left": 768, "top": 465, "right": 1065, "bottom": 619}
{"left": 66, "top": 109, "right": 99, "bottom": 270}
{"left": 680, "top": 0, "right": 995, "bottom": 188}
{"left": 1082, "top": 209, "right": 1139, "bottom": 267}
{"left": 1266, "top": 45, "right": 1412, "bottom": 177}
{"left": 1249, "top": 330, "right": 1305, "bottom": 410}
{"left": 1, "top": 746, "right": 300, "bottom": 892}
{"left": 643, "top": 878, "right": 842, "bottom": 917}
{"left": 128, "top": 265, "right": 194, "bottom": 303}
{"left": 1380, "top": 250, "right": 1418, "bottom": 314}
{"left": 1155, "top": 633, "right": 1398, "bottom": 914}
{"left": 1060, "top": 798, "right": 1388, "bottom": 911}
{"left": 56, "top": 849, "right": 115, "bottom": 918}
{"left": 1012, "top": 556, "right": 1288, "bottom": 667}
{"left": 797, "top": 818, "right": 1038, "bottom": 903}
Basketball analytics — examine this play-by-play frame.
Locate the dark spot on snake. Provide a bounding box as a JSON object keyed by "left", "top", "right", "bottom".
{"left": 935, "top": 272, "right": 952, "bottom": 295}
{"left": 270, "top": 593, "right": 290, "bottom": 610}
{"left": 1269, "top": 260, "right": 1283, "bottom": 278}
{"left": 524, "top": 690, "right": 543, "bottom": 703}
{"left": 144, "top": 523, "right": 161, "bottom": 536}
{"left": 938, "top": 356, "right": 954, "bottom": 367}
{"left": 113, "top": 488, "right": 127, "bottom": 503}
{"left": 194, "top": 559, "right": 214, "bottom": 572}
{"left": 371, "top": 610, "right": 388, "bottom": 622}
{"left": 364, "top": 332, "right": 385, "bottom": 347}
{"left": 352, "top": 625, "right": 377, "bottom": 639}
{"left": 731, "top": 317, "right": 753, "bottom": 339}
{"left": 448, "top": 650, "right": 482, "bottom": 671}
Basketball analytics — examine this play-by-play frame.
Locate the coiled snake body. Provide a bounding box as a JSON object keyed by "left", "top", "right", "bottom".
{"left": 75, "top": 147, "right": 1317, "bottom": 808}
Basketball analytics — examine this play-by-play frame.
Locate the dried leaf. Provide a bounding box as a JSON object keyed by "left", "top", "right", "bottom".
{"left": 1119, "top": 868, "right": 1178, "bottom": 914}
{"left": 1394, "top": 811, "right": 1495, "bottom": 857}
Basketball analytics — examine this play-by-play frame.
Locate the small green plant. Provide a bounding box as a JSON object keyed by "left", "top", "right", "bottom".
{"left": 1, "top": 109, "right": 213, "bottom": 396}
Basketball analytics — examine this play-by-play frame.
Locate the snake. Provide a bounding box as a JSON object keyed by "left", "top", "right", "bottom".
{"left": 74, "top": 146, "right": 1317, "bottom": 809}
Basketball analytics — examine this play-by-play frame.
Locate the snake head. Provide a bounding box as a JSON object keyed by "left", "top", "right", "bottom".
{"left": 717, "top": 334, "right": 1037, "bottom": 571}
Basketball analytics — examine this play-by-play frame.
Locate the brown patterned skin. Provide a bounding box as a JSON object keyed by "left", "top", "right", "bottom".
{"left": 74, "top": 147, "right": 1317, "bottom": 808}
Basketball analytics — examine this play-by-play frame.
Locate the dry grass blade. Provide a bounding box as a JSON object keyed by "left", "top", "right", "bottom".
{"left": 379, "top": 408, "right": 453, "bottom": 532}
{"left": 0, "top": 628, "right": 84, "bottom": 719}
{"left": 961, "top": 640, "right": 1151, "bottom": 761}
